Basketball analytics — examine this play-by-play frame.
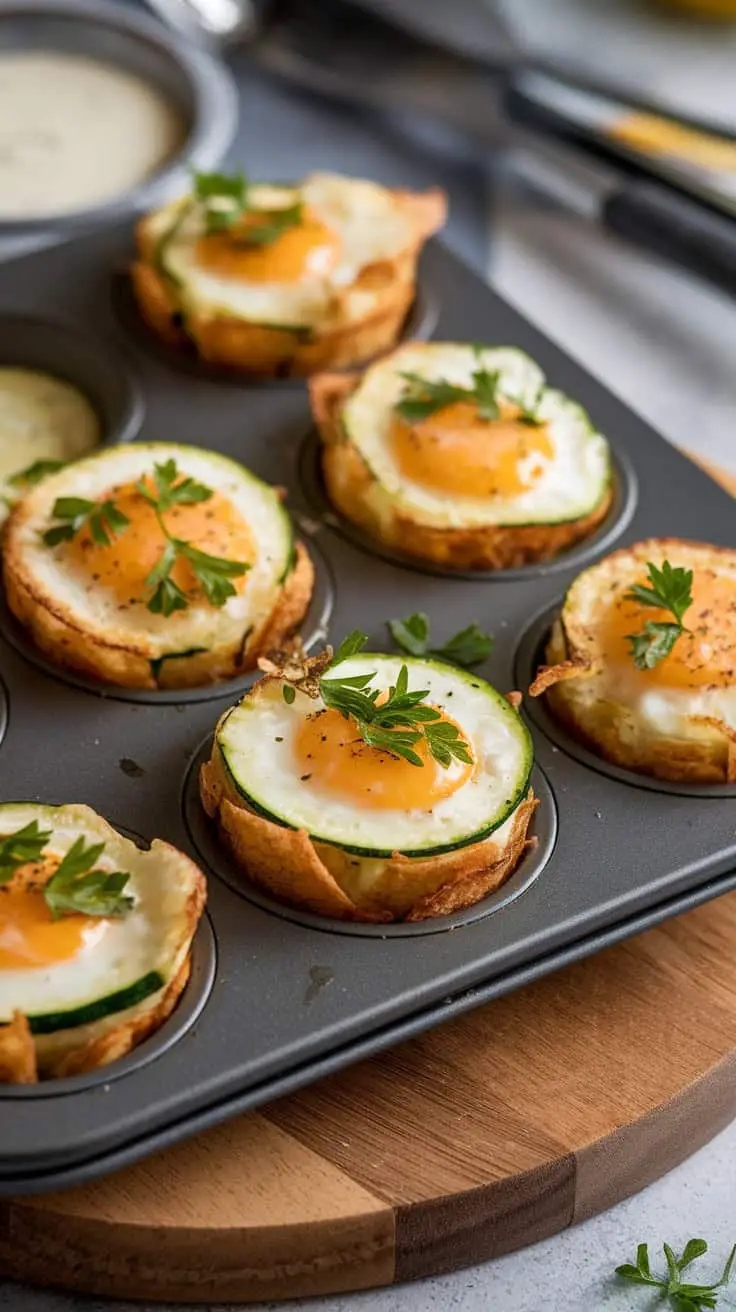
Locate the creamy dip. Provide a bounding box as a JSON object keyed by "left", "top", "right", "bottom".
{"left": 0, "top": 368, "right": 101, "bottom": 521}
{"left": 0, "top": 53, "right": 184, "bottom": 218}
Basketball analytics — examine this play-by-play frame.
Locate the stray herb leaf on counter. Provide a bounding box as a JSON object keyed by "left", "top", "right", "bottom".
{"left": 276, "top": 629, "right": 473, "bottom": 770}
{"left": 616, "top": 1237, "right": 736, "bottom": 1309}
{"left": 389, "top": 612, "right": 493, "bottom": 669}
{"left": 9, "top": 459, "right": 65, "bottom": 488}
{"left": 625, "top": 560, "right": 694, "bottom": 670}
{"left": 0, "top": 821, "right": 53, "bottom": 886}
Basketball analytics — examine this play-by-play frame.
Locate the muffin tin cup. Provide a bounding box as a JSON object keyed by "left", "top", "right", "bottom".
{"left": 183, "top": 745, "right": 557, "bottom": 939}
{"left": 0, "top": 220, "right": 735, "bottom": 1192}
{"left": 0, "top": 535, "right": 335, "bottom": 705}
{"left": 297, "top": 429, "right": 639, "bottom": 581}
{"left": 515, "top": 602, "right": 736, "bottom": 799}
{"left": 0, "top": 312, "right": 144, "bottom": 450}
{"left": 110, "top": 266, "right": 441, "bottom": 387}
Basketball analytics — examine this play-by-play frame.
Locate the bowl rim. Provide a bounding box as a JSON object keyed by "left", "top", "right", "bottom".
{"left": 0, "top": 0, "right": 238, "bottom": 237}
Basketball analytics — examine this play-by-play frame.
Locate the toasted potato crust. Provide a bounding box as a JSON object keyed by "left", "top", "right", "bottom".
{"left": 0, "top": 846, "right": 206, "bottom": 1083}
{"left": 530, "top": 538, "right": 736, "bottom": 784}
{"left": 3, "top": 531, "right": 315, "bottom": 691}
{"left": 310, "top": 372, "right": 613, "bottom": 572}
{"left": 132, "top": 187, "right": 446, "bottom": 378}
{"left": 200, "top": 744, "right": 537, "bottom": 923}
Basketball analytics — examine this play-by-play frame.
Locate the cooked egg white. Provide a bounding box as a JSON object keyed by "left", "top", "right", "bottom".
{"left": 0, "top": 368, "right": 100, "bottom": 523}
{"left": 8, "top": 442, "right": 294, "bottom": 661}
{"left": 151, "top": 174, "right": 418, "bottom": 329}
{"left": 217, "top": 654, "right": 533, "bottom": 857}
{"left": 0, "top": 802, "right": 204, "bottom": 1075}
{"left": 341, "top": 343, "right": 611, "bottom": 529}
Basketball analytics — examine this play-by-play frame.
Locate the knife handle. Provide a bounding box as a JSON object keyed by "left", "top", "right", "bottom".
{"left": 603, "top": 180, "right": 736, "bottom": 297}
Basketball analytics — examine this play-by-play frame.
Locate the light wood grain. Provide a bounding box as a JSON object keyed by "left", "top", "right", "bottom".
{"left": 1, "top": 456, "right": 734, "bottom": 1304}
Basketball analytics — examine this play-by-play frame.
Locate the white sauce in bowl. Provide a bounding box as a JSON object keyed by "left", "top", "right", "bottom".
{"left": 0, "top": 369, "right": 101, "bottom": 521}
{"left": 0, "top": 53, "right": 185, "bottom": 218}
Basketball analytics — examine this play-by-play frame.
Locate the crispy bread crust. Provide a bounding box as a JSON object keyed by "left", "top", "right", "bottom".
{"left": 200, "top": 742, "right": 537, "bottom": 923}
{"left": 310, "top": 372, "right": 612, "bottom": 572}
{"left": 529, "top": 538, "right": 736, "bottom": 784}
{"left": 0, "top": 846, "right": 206, "bottom": 1083}
{"left": 2, "top": 526, "right": 315, "bottom": 690}
{"left": 132, "top": 188, "right": 446, "bottom": 378}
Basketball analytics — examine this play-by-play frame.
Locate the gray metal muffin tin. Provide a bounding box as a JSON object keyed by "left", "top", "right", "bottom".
{"left": 0, "top": 220, "right": 734, "bottom": 1195}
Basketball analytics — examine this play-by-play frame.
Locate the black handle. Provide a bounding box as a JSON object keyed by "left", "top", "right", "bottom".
{"left": 603, "top": 181, "right": 736, "bottom": 297}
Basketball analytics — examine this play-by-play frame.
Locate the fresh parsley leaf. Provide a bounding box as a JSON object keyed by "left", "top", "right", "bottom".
{"left": 234, "top": 202, "right": 304, "bottom": 247}
{"left": 389, "top": 613, "right": 493, "bottom": 669}
{"left": 331, "top": 630, "right": 370, "bottom": 665}
{"left": 9, "top": 459, "right": 65, "bottom": 488}
{"left": 44, "top": 837, "right": 133, "bottom": 920}
{"left": 282, "top": 683, "right": 296, "bottom": 704}
{"left": 616, "top": 1238, "right": 736, "bottom": 1309}
{"left": 625, "top": 559, "right": 694, "bottom": 670}
{"left": 471, "top": 366, "right": 501, "bottom": 421}
{"left": 43, "top": 495, "right": 129, "bottom": 549}
{"left": 193, "top": 169, "right": 248, "bottom": 234}
{"left": 137, "top": 460, "right": 212, "bottom": 514}
{"left": 394, "top": 372, "right": 469, "bottom": 423}
{"left": 176, "top": 540, "right": 250, "bottom": 607}
{"left": 0, "top": 820, "right": 52, "bottom": 886}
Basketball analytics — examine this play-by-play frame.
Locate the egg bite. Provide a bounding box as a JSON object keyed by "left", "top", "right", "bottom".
{"left": 132, "top": 171, "right": 446, "bottom": 377}
{"left": 200, "top": 641, "right": 537, "bottom": 922}
{"left": 0, "top": 803, "right": 205, "bottom": 1082}
{"left": 2, "top": 442, "right": 313, "bottom": 691}
{"left": 310, "top": 342, "right": 613, "bottom": 571}
{"left": 530, "top": 539, "right": 736, "bottom": 784}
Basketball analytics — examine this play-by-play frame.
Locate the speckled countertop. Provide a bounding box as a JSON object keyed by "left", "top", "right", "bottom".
{"left": 2, "top": 4, "right": 735, "bottom": 1309}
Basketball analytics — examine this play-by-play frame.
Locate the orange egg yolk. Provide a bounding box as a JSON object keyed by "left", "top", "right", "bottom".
{"left": 65, "top": 479, "right": 254, "bottom": 609}
{"left": 390, "top": 399, "right": 554, "bottom": 498}
{"left": 195, "top": 207, "right": 341, "bottom": 284}
{"left": 293, "top": 706, "right": 474, "bottom": 810}
{"left": 0, "top": 859, "right": 108, "bottom": 969}
{"left": 602, "top": 568, "right": 736, "bottom": 689}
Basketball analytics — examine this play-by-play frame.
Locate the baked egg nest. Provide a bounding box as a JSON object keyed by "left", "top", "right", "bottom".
{"left": 0, "top": 803, "right": 206, "bottom": 1083}
{"left": 530, "top": 538, "right": 736, "bottom": 784}
{"left": 310, "top": 342, "right": 613, "bottom": 571}
{"left": 2, "top": 442, "right": 314, "bottom": 691}
{"left": 200, "top": 635, "right": 537, "bottom": 922}
{"left": 132, "top": 171, "right": 446, "bottom": 377}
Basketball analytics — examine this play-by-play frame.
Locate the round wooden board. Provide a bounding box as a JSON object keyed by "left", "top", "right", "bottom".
{"left": 1, "top": 457, "right": 734, "bottom": 1307}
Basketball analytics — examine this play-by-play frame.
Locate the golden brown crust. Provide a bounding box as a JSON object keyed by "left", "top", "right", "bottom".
{"left": 310, "top": 372, "right": 613, "bottom": 572}
{"left": 530, "top": 538, "right": 736, "bottom": 784}
{"left": 2, "top": 521, "right": 314, "bottom": 691}
{"left": 200, "top": 746, "right": 536, "bottom": 923}
{"left": 0, "top": 1012, "right": 37, "bottom": 1084}
{"left": 131, "top": 187, "right": 446, "bottom": 378}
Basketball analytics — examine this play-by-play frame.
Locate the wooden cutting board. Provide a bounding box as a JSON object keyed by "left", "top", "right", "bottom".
{"left": 1, "top": 456, "right": 734, "bottom": 1307}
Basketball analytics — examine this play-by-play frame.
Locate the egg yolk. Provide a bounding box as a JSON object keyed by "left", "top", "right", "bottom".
{"left": 293, "top": 706, "right": 474, "bottom": 810}
{"left": 602, "top": 567, "right": 736, "bottom": 689}
{"left": 0, "top": 859, "right": 108, "bottom": 969}
{"left": 65, "top": 478, "right": 254, "bottom": 609}
{"left": 195, "top": 207, "right": 341, "bottom": 284}
{"left": 391, "top": 400, "right": 554, "bottom": 498}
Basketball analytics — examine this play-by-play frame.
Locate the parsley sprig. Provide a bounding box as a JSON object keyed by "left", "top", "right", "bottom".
{"left": 616, "top": 1237, "right": 736, "bottom": 1309}
{"left": 281, "top": 630, "right": 473, "bottom": 769}
{"left": 136, "top": 460, "right": 250, "bottom": 616}
{"left": 0, "top": 824, "right": 133, "bottom": 919}
{"left": 625, "top": 560, "right": 694, "bottom": 670}
{"left": 395, "top": 365, "right": 503, "bottom": 424}
{"left": 388, "top": 612, "right": 493, "bottom": 669}
{"left": 41, "top": 458, "right": 249, "bottom": 617}
{"left": 192, "top": 170, "right": 303, "bottom": 246}
{"left": 9, "top": 459, "right": 65, "bottom": 489}
{"left": 43, "top": 496, "right": 130, "bottom": 548}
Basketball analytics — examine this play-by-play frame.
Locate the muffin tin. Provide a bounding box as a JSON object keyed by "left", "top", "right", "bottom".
{"left": 0, "top": 220, "right": 734, "bottom": 1194}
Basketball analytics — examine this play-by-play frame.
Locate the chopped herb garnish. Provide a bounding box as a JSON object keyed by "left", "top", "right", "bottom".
{"left": 616, "top": 1237, "right": 736, "bottom": 1309}
{"left": 625, "top": 560, "right": 694, "bottom": 670}
{"left": 389, "top": 612, "right": 493, "bottom": 669}
{"left": 395, "top": 358, "right": 503, "bottom": 424}
{"left": 193, "top": 169, "right": 249, "bottom": 234}
{"left": 9, "top": 459, "right": 65, "bottom": 489}
{"left": 234, "top": 202, "right": 304, "bottom": 247}
{"left": 0, "top": 820, "right": 52, "bottom": 886}
{"left": 0, "top": 824, "right": 133, "bottom": 918}
{"left": 43, "top": 496, "right": 130, "bottom": 548}
{"left": 275, "top": 630, "right": 473, "bottom": 769}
